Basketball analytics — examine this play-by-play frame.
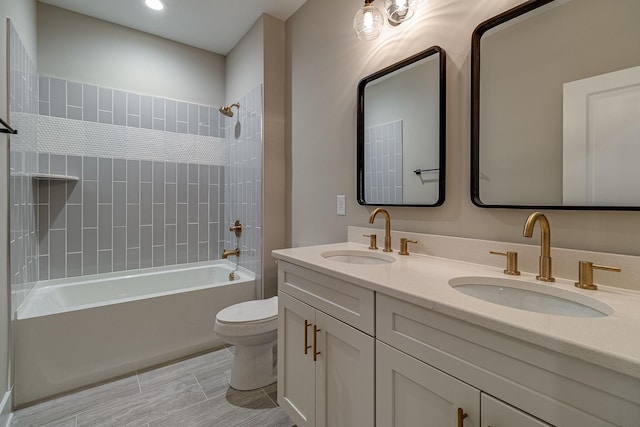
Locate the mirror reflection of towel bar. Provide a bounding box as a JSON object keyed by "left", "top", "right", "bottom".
{"left": 414, "top": 168, "right": 439, "bottom": 175}
{"left": 0, "top": 118, "right": 18, "bottom": 135}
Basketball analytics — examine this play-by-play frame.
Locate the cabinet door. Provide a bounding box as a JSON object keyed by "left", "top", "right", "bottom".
{"left": 377, "top": 340, "right": 480, "bottom": 427}
{"left": 315, "top": 310, "right": 375, "bottom": 427}
{"left": 481, "top": 394, "right": 551, "bottom": 427}
{"left": 278, "top": 291, "right": 317, "bottom": 427}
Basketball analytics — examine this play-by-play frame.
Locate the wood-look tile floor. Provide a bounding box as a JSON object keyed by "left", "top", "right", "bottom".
{"left": 10, "top": 346, "right": 296, "bottom": 427}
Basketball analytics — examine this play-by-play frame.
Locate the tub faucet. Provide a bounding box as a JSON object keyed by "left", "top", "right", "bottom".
{"left": 368, "top": 208, "right": 392, "bottom": 252}
{"left": 522, "top": 212, "right": 555, "bottom": 282}
{"left": 222, "top": 248, "right": 240, "bottom": 259}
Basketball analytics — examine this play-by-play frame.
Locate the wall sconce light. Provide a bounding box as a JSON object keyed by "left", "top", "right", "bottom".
{"left": 353, "top": 0, "right": 418, "bottom": 40}
{"left": 353, "top": 0, "right": 385, "bottom": 41}
{"left": 385, "top": 0, "right": 417, "bottom": 25}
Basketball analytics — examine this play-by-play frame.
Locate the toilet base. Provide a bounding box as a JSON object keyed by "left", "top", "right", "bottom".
{"left": 229, "top": 341, "right": 277, "bottom": 390}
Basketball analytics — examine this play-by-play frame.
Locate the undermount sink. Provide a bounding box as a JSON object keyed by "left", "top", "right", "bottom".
{"left": 449, "top": 276, "right": 613, "bottom": 318}
{"left": 321, "top": 250, "right": 396, "bottom": 265}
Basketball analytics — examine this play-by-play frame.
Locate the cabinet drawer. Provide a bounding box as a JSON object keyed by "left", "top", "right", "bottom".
{"left": 481, "top": 393, "right": 551, "bottom": 427}
{"left": 278, "top": 261, "right": 374, "bottom": 335}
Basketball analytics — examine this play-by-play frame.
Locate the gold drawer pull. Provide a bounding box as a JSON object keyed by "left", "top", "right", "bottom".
{"left": 457, "top": 408, "right": 468, "bottom": 427}
{"left": 304, "top": 320, "right": 312, "bottom": 355}
{"left": 313, "top": 325, "right": 321, "bottom": 361}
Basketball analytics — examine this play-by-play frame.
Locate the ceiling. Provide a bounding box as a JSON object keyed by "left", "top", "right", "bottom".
{"left": 38, "top": 0, "right": 308, "bottom": 55}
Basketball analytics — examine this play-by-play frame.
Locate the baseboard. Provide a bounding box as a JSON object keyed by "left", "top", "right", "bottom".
{"left": 0, "top": 389, "right": 12, "bottom": 427}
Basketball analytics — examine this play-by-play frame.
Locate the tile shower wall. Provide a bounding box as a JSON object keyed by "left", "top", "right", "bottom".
{"left": 8, "top": 21, "right": 39, "bottom": 308}
{"left": 8, "top": 54, "right": 263, "bottom": 288}
{"left": 364, "top": 119, "right": 403, "bottom": 204}
{"left": 35, "top": 77, "right": 228, "bottom": 280}
{"left": 38, "top": 78, "right": 223, "bottom": 138}
{"left": 37, "top": 156, "right": 223, "bottom": 279}
{"left": 223, "top": 85, "right": 263, "bottom": 292}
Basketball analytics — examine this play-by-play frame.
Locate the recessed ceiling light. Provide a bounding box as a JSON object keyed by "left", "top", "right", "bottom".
{"left": 144, "top": 0, "right": 165, "bottom": 11}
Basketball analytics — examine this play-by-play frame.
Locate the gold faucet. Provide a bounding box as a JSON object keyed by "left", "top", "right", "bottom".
{"left": 222, "top": 248, "right": 240, "bottom": 259}
{"left": 368, "top": 208, "right": 392, "bottom": 252}
{"left": 522, "top": 212, "right": 555, "bottom": 282}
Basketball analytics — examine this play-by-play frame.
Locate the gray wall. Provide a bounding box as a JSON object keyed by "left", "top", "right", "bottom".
{"left": 37, "top": 3, "right": 226, "bottom": 107}
{"left": 286, "top": 0, "right": 640, "bottom": 257}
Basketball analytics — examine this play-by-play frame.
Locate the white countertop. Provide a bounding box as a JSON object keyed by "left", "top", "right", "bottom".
{"left": 272, "top": 241, "right": 640, "bottom": 380}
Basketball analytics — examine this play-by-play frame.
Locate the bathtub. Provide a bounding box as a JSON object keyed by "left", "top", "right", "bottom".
{"left": 14, "top": 261, "right": 256, "bottom": 406}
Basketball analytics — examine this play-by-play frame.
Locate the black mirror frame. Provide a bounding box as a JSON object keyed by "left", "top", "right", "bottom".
{"left": 470, "top": 0, "right": 640, "bottom": 211}
{"left": 357, "top": 46, "right": 446, "bottom": 207}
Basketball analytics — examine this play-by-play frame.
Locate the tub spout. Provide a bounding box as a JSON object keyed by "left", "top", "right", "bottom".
{"left": 222, "top": 248, "right": 240, "bottom": 259}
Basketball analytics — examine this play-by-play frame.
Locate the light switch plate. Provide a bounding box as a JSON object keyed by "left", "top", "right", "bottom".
{"left": 337, "top": 195, "right": 346, "bottom": 215}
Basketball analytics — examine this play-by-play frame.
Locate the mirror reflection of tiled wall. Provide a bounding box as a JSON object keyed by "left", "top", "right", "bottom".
{"left": 364, "top": 119, "right": 403, "bottom": 205}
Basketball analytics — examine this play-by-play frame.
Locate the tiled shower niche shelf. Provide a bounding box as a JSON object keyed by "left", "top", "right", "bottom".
{"left": 30, "top": 173, "right": 79, "bottom": 182}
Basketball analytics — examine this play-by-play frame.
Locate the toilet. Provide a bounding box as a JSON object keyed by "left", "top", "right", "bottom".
{"left": 214, "top": 296, "right": 278, "bottom": 390}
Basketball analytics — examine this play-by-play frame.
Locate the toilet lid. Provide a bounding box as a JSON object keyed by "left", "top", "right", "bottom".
{"left": 216, "top": 296, "right": 278, "bottom": 324}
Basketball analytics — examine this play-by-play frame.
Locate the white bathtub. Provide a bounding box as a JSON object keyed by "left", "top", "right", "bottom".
{"left": 14, "top": 261, "right": 256, "bottom": 406}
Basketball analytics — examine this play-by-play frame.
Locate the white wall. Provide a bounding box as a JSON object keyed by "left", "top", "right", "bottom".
{"left": 37, "top": 3, "right": 225, "bottom": 106}
{"left": 225, "top": 17, "right": 263, "bottom": 106}
{"left": 286, "top": 0, "right": 640, "bottom": 257}
{"left": 0, "top": 0, "right": 37, "bottom": 418}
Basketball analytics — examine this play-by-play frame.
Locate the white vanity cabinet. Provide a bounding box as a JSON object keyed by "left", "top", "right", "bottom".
{"left": 376, "top": 340, "right": 481, "bottom": 426}
{"left": 377, "top": 340, "right": 551, "bottom": 426}
{"left": 481, "top": 394, "right": 552, "bottom": 427}
{"left": 277, "top": 261, "right": 375, "bottom": 427}
{"left": 377, "top": 294, "right": 640, "bottom": 427}
{"left": 275, "top": 255, "right": 640, "bottom": 427}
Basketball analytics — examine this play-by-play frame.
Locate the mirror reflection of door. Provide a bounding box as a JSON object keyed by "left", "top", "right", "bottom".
{"left": 563, "top": 66, "right": 640, "bottom": 206}
{"left": 472, "top": 0, "right": 640, "bottom": 209}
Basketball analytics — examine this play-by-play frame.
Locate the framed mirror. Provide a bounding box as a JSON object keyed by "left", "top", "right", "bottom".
{"left": 471, "top": 0, "right": 640, "bottom": 210}
{"left": 357, "top": 46, "right": 446, "bottom": 207}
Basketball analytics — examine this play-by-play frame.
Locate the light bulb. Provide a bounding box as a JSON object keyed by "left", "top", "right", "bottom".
{"left": 353, "top": 3, "right": 385, "bottom": 41}
{"left": 363, "top": 10, "right": 374, "bottom": 27}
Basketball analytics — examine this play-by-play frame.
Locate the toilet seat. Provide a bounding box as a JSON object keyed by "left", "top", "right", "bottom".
{"left": 216, "top": 296, "right": 278, "bottom": 324}
{"left": 214, "top": 296, "right": 278, "bottom": 336}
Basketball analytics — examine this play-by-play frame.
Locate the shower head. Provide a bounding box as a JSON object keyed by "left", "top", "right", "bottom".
{"left": 219, "top": 103, "right": 240, "bottom": 118}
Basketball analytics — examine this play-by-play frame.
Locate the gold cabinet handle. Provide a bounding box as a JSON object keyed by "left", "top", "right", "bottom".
{"left": 575, "top": 261, "right": 621, "bottom": 290}
{"left": 313, "top": 325, "right": 321, "bottom": 361}
{"left": 457, "top": 408, "right": 468, "bottom": 427}
{"left": 490, "top": 250, "right": 521, "bottom": 275}
{"left": 304, "top": 320, "right": 311, "bottom": 355}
